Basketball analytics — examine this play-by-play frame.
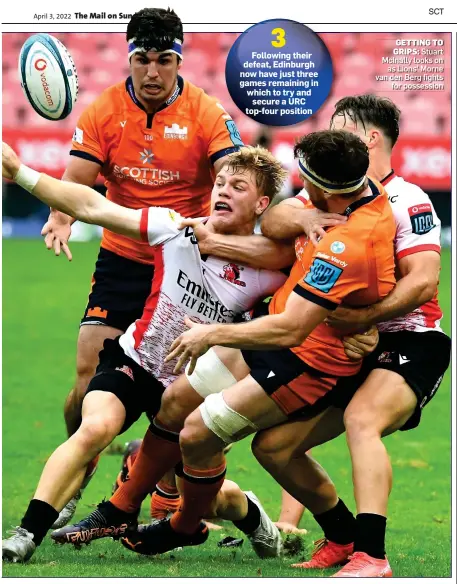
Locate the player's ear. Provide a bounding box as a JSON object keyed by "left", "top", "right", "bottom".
{"left": 367, "top": 129, "right": 381, "bottom": 149}
{"left": 256, "top": 195, "right": 271, "bottom": 214}
{"left": 177, "top": 56, "right": 182, "bottom": 71}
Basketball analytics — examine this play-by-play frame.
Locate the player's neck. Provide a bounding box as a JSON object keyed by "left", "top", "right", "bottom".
{"left": 366, "top": 151, "right": 393, "bottom": 182}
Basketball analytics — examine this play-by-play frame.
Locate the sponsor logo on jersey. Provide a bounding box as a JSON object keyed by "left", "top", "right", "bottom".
{"left": 408, "top": 203, "right": 435, "bottom": 235}
{"left": 219, "top": 263, "right": 246, "bottom": 287}
{"left": 73, "top": 127, "right": 83, "bottom": 144}
{"left": 164, "top": 123, "right": 188, "bottom": 140}
{"left": 304, "top": 258, "right": 343, "bottom": 293}
{"left": 113, "top": 165, "right": 180, "bottom": 186}
{"left": 316, "top": 251, "right": 348, "bottom": 268}
{"left": 330, "top": 241, "right": 345, "bottom": 254}
{"left": 177, "top": 269, "right": 236, "bottom": 322}
{"left": 120, "top": 120, "right": 127, "bottom": 128}
{"left": 139, "top": 148, "right": 154, "bottom": 163}
{"left": 378, "top": 351, "right": 393, "bottom": 363}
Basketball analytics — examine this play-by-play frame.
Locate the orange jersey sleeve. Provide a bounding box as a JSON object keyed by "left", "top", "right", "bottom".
{"left": 70, "top": 96, "right": 105, "bottom": 165}
{"left": 199, "top": 97, "right": 244, "bottom": 163}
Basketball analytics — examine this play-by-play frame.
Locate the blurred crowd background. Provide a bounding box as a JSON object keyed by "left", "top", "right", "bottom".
{"left": 2, "top": 32, "right": 451, "bottom": 242}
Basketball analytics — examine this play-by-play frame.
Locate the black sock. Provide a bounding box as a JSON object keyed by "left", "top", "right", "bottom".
{"left": 313, "top": 499, "right": 356, "bottom": 545}
{"left": 20, "top": 499, "right": 59, "bottom": 546}
{"left": 232, "top": 494, "right": 261, "bottom": 535}
{"left": 354, "top": 513, "right": 387, "bottom": 559}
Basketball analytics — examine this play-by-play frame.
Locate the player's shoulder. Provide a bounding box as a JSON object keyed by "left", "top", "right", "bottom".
{"left": 183, "top": 78, "right": 228, "bottom": 118}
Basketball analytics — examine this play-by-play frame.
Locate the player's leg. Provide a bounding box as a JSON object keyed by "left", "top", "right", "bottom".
{"left": 49, "top": 340, "right": 156, "bottom": 547}
{"left": 253, "top": 409, "right": 358, "bottom": 569}
{"left": 121, "top": 373, "right": 288, "bottom": 556}
{"left": 56, "top": 249, "right": 154, "bottom": 528}
{"left": 121, "top": 343, "right": 340, "bottom": 556}
{"left": 275, "top": 490, "right": 307, "bottom": 535}
{"left": 110, "top": 347, "right": 247, "bottom": 515}
{"left": 64, "top": 325, "right": 122, "bottom": 437}
{"left": 333, "top": 330, "right": 450, "bottom": 578}
{"left": 2, "top": 389, "right": 126, "bottom": 562}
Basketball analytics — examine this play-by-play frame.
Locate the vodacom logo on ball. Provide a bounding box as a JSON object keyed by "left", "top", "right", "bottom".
{"left": 34, "top": 58, "right": 47, "bottom": 71}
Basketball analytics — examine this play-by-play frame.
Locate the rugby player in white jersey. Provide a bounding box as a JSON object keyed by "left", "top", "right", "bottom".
{"left": 252, "top": 94, "right": 450, "bottom": 577}
{"left": 1, "top": 144, "right": 294, "bottom": 563}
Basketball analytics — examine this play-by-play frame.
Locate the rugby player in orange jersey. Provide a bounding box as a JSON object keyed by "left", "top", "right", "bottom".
{"left": 40, "top": 7, "right": 249, "bottom": 527}
{"left": 251, "top": 95, "right": 450, "bottom": 577}
{"left": 115, "top": 129, "right": 397, "bottom": 557}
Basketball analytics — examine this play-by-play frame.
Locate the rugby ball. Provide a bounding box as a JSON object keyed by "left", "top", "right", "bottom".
{"left": 18, "top": 33, "right": 78, "bottom": 120}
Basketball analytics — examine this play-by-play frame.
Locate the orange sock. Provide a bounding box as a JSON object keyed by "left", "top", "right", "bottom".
{"left": 110, "top": 419, "right": 181, "bottom": 514}
{"left": 85, "top": 454, "right": 100, "bottom": 478}
{"left": 170, "top": 462, "right": 226, "bottom": 535}
{"left": 150, "top": 491, "right": 181, "bottom": 520}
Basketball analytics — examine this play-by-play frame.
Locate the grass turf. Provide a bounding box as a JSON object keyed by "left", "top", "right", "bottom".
{"left": 2, "top": 240, "right": 452, "bottom": 577}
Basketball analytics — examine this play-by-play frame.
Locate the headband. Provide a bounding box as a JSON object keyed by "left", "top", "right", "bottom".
{"left": 298, "top": 158, "right": 366, "bottom": 194}
{"left": 128, "top": 37, "right": 183, "bottom": 60}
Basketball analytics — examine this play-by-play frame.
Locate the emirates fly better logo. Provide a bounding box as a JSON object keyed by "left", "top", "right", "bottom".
{"left": 139, "top": 148, "right": 154, "bottom": 164}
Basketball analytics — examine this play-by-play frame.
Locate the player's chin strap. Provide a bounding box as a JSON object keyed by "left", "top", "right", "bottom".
{"left": 298, "top": 158, "right": 366, "bottom": 194}
{"left": 127, "top": 37, "right": 183, "bottom": 61}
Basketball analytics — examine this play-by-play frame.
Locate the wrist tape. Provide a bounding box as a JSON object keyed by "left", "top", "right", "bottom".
{"left": 15, "top": 164, "right": 41, "bottom": 192}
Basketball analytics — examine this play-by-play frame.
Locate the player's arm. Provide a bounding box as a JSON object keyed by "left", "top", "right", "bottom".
{"left": 55, "top": 156, "right": 102, "bottom": 223}
{"left": 2, "top": 142, "right": 142, "bottom": 240}
{"left": 178, "top": 218, "right": 295, "bottom": 270}
{"left": 261, "top": 195, "right": 347, "bottom": 244}
{"left": 327, "top": 251, "right": 440, "bottom": 329}
{"left": 166, "top": 292, "right": 329, "bottom": 374}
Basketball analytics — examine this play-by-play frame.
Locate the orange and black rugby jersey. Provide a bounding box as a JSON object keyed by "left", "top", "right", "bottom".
{"left": 70, "top": 76, "right": 243, "bottom": 264}
{"left": 270, "top": 179, "right": 396, "bottom": 377}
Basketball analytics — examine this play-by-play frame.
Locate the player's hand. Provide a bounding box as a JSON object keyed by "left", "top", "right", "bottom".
{"left": 326, "top": 305, "right": 374, "bottom": 331}
{"left": 165, "top": 316, "right": 213, "bottom": 375}
{"left": 342, "top": 326, "right": 379, "bottom": 361}
{"left": 274, "top": 521, "right": 308, "bottom": 535}
{"left": 2, "top": 142, "right": 21, "bottom": 180}
{"left": 301, "top": 209, "right": 347, "bottom": 246}
{"left": 41, "top": 210, "right": 73, "bottom": 261}
{"left": 178, "top": 218, "right": 213, "bottom": 254}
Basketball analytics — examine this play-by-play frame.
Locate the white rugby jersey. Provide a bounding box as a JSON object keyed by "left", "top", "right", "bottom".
{"left": 119, "top": 207, "right": 287, "bottom": 386}
{"left": 378, "top": 172, "right": 443, "bottom": 333}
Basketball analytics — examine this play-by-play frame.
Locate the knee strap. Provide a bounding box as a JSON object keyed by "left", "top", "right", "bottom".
{"left": 186, "top": 348, "right": 237, "bottom": 398}
{"left": 199, "top": 393, "right": 259, "bottom": 445}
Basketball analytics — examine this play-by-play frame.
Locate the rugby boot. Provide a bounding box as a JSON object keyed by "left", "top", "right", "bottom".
{"left": 120, "top": 517, "right": 209, "bottom": 556}
{"left": 51, "top": 455, "right": 100, "bottom": 529}
{"left": 51, "top": 500, "right": 137, "bottom": 547}
{"left": 291, "top": 537, "right": 354, "bottom": 569}
{"left": 2, "top": 527, "right": 36, "bottom": 563}
{"left": 332, "top": 552, "right": 392, "bottom": 577}
{"left": 244, "top": 491, "right": 283, "bottom": 558}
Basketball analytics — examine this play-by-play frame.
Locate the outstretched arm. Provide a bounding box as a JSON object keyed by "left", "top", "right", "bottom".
{"left": 2, "top": 142, "right": 142, "bottom": 240}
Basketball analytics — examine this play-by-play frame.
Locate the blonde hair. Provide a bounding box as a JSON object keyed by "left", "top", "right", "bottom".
{"left": 224, "top": 146, "right": 288, "bottom": 202}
